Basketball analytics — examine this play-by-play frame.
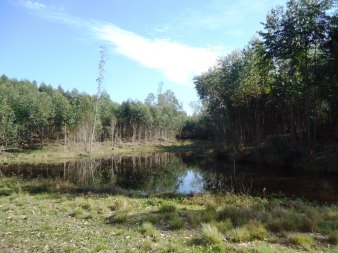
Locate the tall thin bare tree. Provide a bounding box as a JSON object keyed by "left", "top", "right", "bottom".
{"left": 90, "top": 46, "right": 106, "bottom": 154}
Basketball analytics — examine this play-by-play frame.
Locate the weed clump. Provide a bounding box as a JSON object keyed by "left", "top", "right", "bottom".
{"left": 69, "top": 208, "right": 84, "bottom": 219}
{"left": 288, "top": 233, "right": 313, "bottom": 251}
{"left": 217, "top": 206, "right": 258, "bottom": 226}
{"left": 213, "top": 219, "right": 233, "bottom": 233}
{"left": 189, "top": 208, "right": 216, "bottom": 227}
{"left": 227, "top": 220, "right": 267, "bottom": 242}
{"left": 201, "top": 223, "right": 223, "bottom": 244}
{"left": 227, "top": 227, "right": 251, "bottom": 242}
{"left": 167, "top": 215, "right": 184, "bottom": 230}
{"left": 106, "top": 211, "right": 128, "bottom": 224}
{"left": 328, "top": 231, "right": 338, "bottom": 245}
{"left": 159, "top": 204, "right": 177, "bottom": 214}
{"left": 193, "top": 223, "right": 225, "bottom": 252}
{"left": 140, "top": 222, "right": 159, "bottom": 239}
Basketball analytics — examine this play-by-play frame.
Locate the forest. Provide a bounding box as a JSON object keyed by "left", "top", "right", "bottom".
{"left": 191, "top": 0, "right": 338, "bottom": 147}
{"left": 1, "top": 1, "right": 338, "bottom": 252}
{"left": 0, "top": 75, "right": 187, "bottom": 150}
{"left": 1, "top": 0, "right": 337, "bottom": 154}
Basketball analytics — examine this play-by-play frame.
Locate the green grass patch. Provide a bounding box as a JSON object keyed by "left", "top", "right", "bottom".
{"left": 0, "top": 176, "right": 336, "bottom": 252}
{"left": 167, "top": 215, "right": 184, "bottom": 230}
{"left": 328, "top": 230, "right": 338, "bottom": 245}
{"left": 159, "top": 204, "right": 177, "bottom": 214}
{"left": 106, "top": 211, "right": 128, "bottom": 224}
{"left": 287, "top": 233, "right": 314, "bottom": 251}
{"left": 140, "top": 222, "right": 159, "bottom": 238}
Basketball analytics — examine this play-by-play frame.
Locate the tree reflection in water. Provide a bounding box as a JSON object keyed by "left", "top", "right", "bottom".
{"left": 1, "top": 152, "right": 337, "bottom": 202}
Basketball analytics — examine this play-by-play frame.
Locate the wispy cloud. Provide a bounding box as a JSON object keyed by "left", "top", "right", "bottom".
{"left": 20, "top": 0, "right": 46, "bottom": 10}
{"left": 93, "top": 24, "right": 221, "bottom": 87}
{"left": 17, "top": 0, "right": 224, "bottom": 87}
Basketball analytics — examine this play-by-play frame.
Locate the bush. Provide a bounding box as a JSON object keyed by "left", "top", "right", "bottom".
{"left": 245, "top": 220, "right": 267, "bottom": 240}
{"left": 288, "top": 233, "right": 313, "bottom": 251}
{"left": 168, "top": 215, "right": 184, "bottom": 230}
{"left": 227, "top": 220, "right": 267, "bottom": 242}
{"left": 201, "top": 223, "right": 223, "bottom": 244}
{"left": 214, "top": 219, "right": 233, "bottom": 233}
{"left": 140, "top": 222, "right": 159, "bottom": 238}
{"left": 217, "top": 206, "right": 258, "bottom": 226}
{"left": 106, "top": 211, "right": 128, "bottom": 224}
{"left": 227, "top": 227, "right": 251, "bottom": 242}
{"left": 159, "top": 204, "right": 177, "bottom": 214}
{"left": 189, "top": 209, "right": 216, "bottom": 227}
{"left": 328, "top": 231, "right": 338, "bottom": 245}
{"left": 268, "top": 207, "right": 318, "bottom": 232}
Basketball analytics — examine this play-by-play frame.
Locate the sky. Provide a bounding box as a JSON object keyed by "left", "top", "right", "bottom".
{"left": 0, "top": 0, "right": 287, "bottom": 114}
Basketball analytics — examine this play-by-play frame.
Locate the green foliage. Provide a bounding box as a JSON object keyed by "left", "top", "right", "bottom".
{"left": 227, "top": 220, "right": 267, "bottom": 242}
{"left": 193, "top": 0, "right": 337, "bottom": 145}
{"left": 106, "top": 211, "right": 128, "bottom": 224}
{"left": 287, "top": 233, "right": 314, "bottom": 251}
{"left": 199, "top": 223, "right": 224, "bottom": 247}
{"left": 159, "top": 204, "right": 177, "bottom": 214}
{"left": 0, "top": 75, "right": 188, "bottom": 147}
{"left": 140, "top": 222, "right": 159, "bottom": 238}
{"left": 167, "top": 215, "right": 185, "bottom": 230}
{"left": 0, "top": 177, "right": 337, "bottom": 252}
{"left": 328, "top": 231, "right": 338, "bottom": 245}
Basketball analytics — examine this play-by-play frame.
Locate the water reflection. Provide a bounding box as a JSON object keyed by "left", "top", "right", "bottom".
{"left": 178, "top": 170, "right": 204, "bottom": 194}
{"left": 1, "top": 152, "right": 337, "bottom": 202}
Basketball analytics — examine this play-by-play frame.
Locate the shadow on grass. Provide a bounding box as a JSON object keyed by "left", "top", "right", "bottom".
{"left": 156, "top": 140, "right": 222, "bottom": 154}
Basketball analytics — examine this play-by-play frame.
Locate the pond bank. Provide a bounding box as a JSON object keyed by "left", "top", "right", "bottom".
{"left": 0, "top": 177, "right": 337, "bottom": 253}
{"left": 214, "top": 141, "right": 338, "bottom": 174}
{"left": 0, "top": 140, "right": 215, "bottom": 165}
{"left": 1, "top": 140, "right": 337, "bottom": 174}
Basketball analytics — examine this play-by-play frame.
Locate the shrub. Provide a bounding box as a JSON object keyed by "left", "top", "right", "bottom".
{"left": 167, "top": 215, "right": 184, "bottom": 230}
{"left": 140, "top": 222, "right": 159, "bottom": 238}
{"left": 288, "top": 233, "right": 313, "bottom": 251}
{"left": 217, "top": 206, "right": 258, "bottom": 226}
{"left": 245, "top": 220, "right": 268, "bottom": 240}
{"left": 214, "top": 219, "right": 233, "bottom": 233}
{"left": 201, "top": 223, "right": 223, "bottom": 244}
{"left": 81, "top": 203, "right": 91, "bottom": 210}
{"left": 106, "top": 211, "right": 128, "bottom": 224}
{"left": 227, "top": 227, "right": 251, "bottom": 242}
{"left": 328, "top": 231, "right": 338, "bottom": 245}
{"left": 189, "top": 209, "right": 216, "bottom": 227}
{"left": 140, "top": 239, "right": 153, "bottom": 251}
{"left": 108, "top": 199, "right": 126, "bottom": 211}
{"left": 159, "top": 204, "right": 177, "bottom": 214}
{"left": 69, "top": 208, "right": 84, "bottom": 219}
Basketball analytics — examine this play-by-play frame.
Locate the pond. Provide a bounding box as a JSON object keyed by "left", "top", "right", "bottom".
{"left": 1, "top": 152, "right": 337, "bottom": 202}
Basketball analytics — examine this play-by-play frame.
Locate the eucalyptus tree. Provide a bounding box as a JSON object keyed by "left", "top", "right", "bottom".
{"left": 99, "top": 92, "right": 119, "bottom": 146}
{"left": 260, "top": 0, "right": 334, "bottom": 142}
{"left": 51, "top": 91, "right": 72, "bottom": 142}
{"left": 70, "top": 93, "right": 95, "bottom": 150}
{"left": 0, "top": 98, "right": 16, "bottom": 146}
{"left": 90, "top": 46, "right": 106, "bottom": 153}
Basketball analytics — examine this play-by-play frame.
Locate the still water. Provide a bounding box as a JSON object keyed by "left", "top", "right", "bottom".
{"left": 1, "top": 152, "right": 337, "bottom": 202}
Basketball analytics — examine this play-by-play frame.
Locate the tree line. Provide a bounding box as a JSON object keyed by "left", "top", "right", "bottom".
{"left": 0, "top": 75, "right": 187, "bottom": 150}
{"left": 191, "top": 0, "right": 337, "bottom": 147}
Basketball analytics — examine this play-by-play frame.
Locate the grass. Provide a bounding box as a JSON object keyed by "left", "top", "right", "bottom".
{"left": 0, "top": 177, "right": 337, "bottom": 252}
{"left": 139, "top": 222, "right": 159, "bottom": 239}
{"left": 287, "top": 233, "right": 314, "bottom": 251}
{"left": 328, "top": 230, "right": 338, "bottom": 245}
{"left": 200, "top": 223, "right": 223, "bottom": 244}
{"left": 0, "top": 140, "right": 215, "bottom": 165}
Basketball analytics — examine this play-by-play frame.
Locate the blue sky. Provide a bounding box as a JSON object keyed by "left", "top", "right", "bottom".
{"left": 1, "top": 0, "right": 286, "bottom": 113}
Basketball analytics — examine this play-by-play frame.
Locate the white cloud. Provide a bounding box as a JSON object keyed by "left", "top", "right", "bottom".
{"left": 21, "top": 0, "right": 46, "bottom": 10}
{"left": 93, "top": 24, "right": 221, "bottom": 87}
{"left": 17, "top": 1, "right": 224, "bottom": 87}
